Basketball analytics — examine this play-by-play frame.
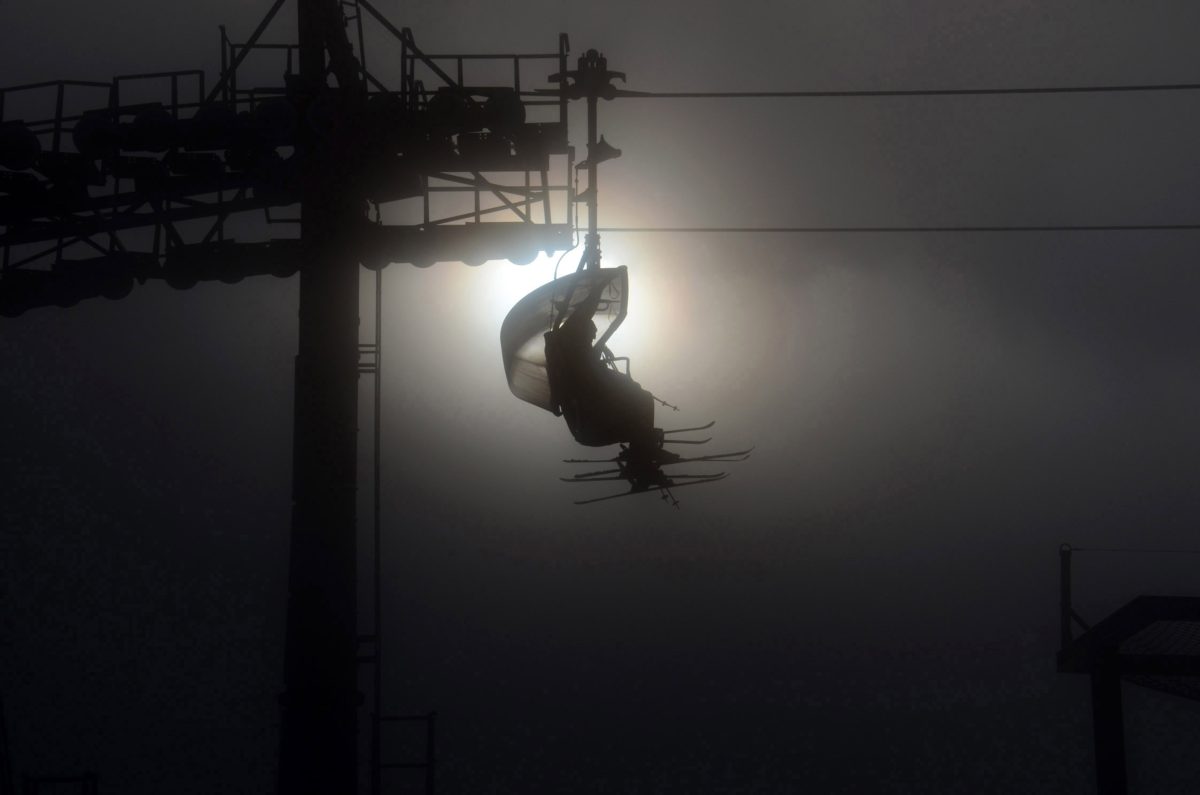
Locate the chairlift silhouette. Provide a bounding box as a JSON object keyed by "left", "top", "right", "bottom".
{"left": 500, "top": 264, "right": 750, "bottom": 505}
{"left": 499, "top": 47, "right": 748, "bottom": 504}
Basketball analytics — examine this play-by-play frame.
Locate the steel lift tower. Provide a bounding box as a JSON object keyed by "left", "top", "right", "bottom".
{"left": 0, "top": 0, "right": 619, "bottom": 790}
{"left": 278, "top": 1, "right": 365, "bottom": 791}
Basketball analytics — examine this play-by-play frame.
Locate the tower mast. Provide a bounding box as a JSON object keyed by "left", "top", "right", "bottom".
{"left": 277, "top": 1, "right": 363, "bottom": 792}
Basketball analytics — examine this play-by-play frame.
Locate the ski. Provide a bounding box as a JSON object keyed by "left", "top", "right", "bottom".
{"left": 662, "top": 420, "right": 715, "bottom": 434}
{"left": 661, "top": 447, "right": 754, "bottom": 465}
{"left": 572, "top": 474, "right": 728, "bottom": 505}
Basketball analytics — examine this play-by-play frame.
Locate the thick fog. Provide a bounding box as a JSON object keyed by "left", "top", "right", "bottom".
{"left": 3, "top": 2, "right": 1200, "bottom": 792}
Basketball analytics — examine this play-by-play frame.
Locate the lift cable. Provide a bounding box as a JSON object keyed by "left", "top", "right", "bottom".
{"left": 597, "top": 224, "right": 1200, "bottom": 234}
{"left": 591, "top": 81, "right": 1200, "bottom": 100}
{"left": 590, "top": 81, "right": 1200, "bottom": 236}
{"left": 1071, "top": 546, "right": 1200, "bottom": 556}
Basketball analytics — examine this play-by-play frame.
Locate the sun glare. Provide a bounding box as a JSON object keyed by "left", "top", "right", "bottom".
{"left": 483, "top": 252, "right": 567, "bottom": 328}
{"left": 464, "top": 249, "right": 668, "bottom": 376}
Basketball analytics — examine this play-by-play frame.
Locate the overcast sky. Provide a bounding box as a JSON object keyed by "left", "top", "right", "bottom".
{"left": 4, "top": 1, "right": 1200, "bottom": 793}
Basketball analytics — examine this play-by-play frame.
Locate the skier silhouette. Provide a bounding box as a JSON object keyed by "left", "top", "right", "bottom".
{"left": 543, "top": 279, "right": 655, "bottom": 450}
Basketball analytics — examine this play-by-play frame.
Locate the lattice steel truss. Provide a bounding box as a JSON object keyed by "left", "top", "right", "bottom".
{"left": 0, "top": 0, "right": 575, "bottom": 316}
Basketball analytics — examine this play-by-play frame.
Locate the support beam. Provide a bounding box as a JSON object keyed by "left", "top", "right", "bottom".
{"left": 1090, "top": 662, "right": 1127, "bottom": 795}
{"left": 277, "top": 2, "right": 362, "bottom": 794}
{"left": 203, "top": 0, "right": 289, "bottom": 104}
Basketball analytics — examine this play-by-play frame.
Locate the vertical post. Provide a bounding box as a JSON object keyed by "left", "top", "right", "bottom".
{"left": 583, "top": 88, "right": 598, "bottom": 269}
{"left": 230, "top": 45, "right": 239, "bottom": 105}
{"left": 355, "top": 0, "right": 367, "bottom": 74}
{"left": 370, "top": 268, "right": 383, "bottom": 795}
{"left": 568, "top": 48, "right": 620, "bottom": 271}
{"left": 580, "top": 51, "right": 600, "bottom": 272}
{"left": 400, "top": 34, "right": 409, "bottom": 108}
{"left": 1091, "top": 661, "right": 1127, "bottom": 795}
{"left": 426, "top": 712, "right": 437, "bottom": 795}
{"left": 277, "top": 1, "right": 361, "bottom": 794}
{"left": 0, "top": 694, "right": 13, "bottom": 795}
{"left": 557, "top": 35, "right": 568, "bottom": 134}
{"left": 219, "top": 26, "right": 229, "bottom": 103}
{"left": 52, "top": 84, "right": 64, "bottom": 154}
{"left": 1059, "top": 543, "right": 1073, "bottom": 649}
{"left": 216, "top": 177, "right": 225, "bottom": 243}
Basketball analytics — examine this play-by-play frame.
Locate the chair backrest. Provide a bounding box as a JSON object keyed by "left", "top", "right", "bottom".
{"left": 500, "top": 266, "right": 628, "bottom": 413}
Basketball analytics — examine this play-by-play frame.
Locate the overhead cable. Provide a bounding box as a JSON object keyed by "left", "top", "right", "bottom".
{"left": 1071, "top": 546, "right": 1200, "bottom": 555}
{"left": 597, "top": 224, "right": 1200, "bottom": 234}
{"left": 607, "top": 82, "right": 1200, "bottom": 99}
